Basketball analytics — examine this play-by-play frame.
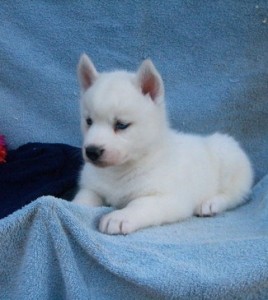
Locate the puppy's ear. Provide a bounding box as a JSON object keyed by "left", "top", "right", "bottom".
{"left": 78, "top": 54, "right": 98, "bottom": 91}
{"left": 137, "top": 59, "right": 164, "bottom": 102}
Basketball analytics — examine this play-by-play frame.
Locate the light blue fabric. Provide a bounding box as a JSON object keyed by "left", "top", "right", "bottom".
{"left": 0, "top": 1, "right": 267, "bottom": 181}
{"left": 0, "top": 175, "right": 268, "bottom": 299}
{"left": 0, "top": 1, "right": 268, "bottom": 299}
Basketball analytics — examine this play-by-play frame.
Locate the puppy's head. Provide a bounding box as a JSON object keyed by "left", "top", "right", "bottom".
{"left": 77, "top": 53, "right": 168, "bottom": 168}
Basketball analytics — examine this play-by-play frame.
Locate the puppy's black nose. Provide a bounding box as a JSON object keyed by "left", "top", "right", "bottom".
{"left": 85, "top": 146, "right": 104, "bottom": 162}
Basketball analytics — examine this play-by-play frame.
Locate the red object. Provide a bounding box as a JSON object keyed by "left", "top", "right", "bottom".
{"left": 0, "top": 135, "right": 7, "bottom": 163}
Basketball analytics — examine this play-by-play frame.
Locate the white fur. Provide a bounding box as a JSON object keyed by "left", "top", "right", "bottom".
{"left": 73, "top": 54, "right": 254, "bottom": 235}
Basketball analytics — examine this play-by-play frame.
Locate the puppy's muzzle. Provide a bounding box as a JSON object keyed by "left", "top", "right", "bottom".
{"left": 85, "top": 146, "right": 105, "bottom": 163}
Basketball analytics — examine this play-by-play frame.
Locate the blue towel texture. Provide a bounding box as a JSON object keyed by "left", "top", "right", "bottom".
{"left": 0, "top": 1, "right": 267, "bottom": 299}
{"left": 0, "top": 175, "right": 267, "bottom": 299}
{"left": 0, "top": 1, "right": 267, "bottom": 180}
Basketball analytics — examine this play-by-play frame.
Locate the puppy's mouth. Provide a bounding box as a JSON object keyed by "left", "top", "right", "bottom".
{"left": 83, "top": 156, "right": 115, "bottom": 168}
{"left": 89, "top": 160, "right": 111, "bottom": 168}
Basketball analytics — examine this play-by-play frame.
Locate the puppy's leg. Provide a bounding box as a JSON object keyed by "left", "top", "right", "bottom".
{"left": 99, "top": 196, "right": 193, "bottom": 235}
{"left": 73, "top": 189, "right": 103, "bottom": 207}
{"left": 196, "top": 194, "right": 232, "bottom": 217}
{"left": 198, "top": 133, "right": 253, "bottom": 217}
{"left": 196, "top": 162, "right": 253, "bottom": 217}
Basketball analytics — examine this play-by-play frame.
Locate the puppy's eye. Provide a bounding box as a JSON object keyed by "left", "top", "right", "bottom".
{"left": 114, "top": 121, "right": 131, "bottom": 131}
{"left": 86, "top": 118, "right": 93, "bottom": 126}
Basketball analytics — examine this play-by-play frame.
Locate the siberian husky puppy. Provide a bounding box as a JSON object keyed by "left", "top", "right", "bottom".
{"left": 73, "top": 54, "right": 253, "bottom": 235}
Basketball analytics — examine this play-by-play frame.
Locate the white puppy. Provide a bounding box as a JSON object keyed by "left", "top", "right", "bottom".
{"left": 73, "top": 54, "right": 253, "bottom": 235}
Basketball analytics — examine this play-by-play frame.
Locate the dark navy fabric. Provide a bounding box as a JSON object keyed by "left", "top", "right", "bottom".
{"left": 0, "top": 143, "right": 82, "bottom": 218}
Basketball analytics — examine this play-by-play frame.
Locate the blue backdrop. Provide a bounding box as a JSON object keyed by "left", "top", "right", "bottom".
{"left": 0, "top": 1, "right": 267, "bottom": 180}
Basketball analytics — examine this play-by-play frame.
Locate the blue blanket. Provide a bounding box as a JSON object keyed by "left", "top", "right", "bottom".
{"left": 0, "top": 1, "right": 267, "bottom": 299}
{"left": 0, "top": 176, "right": 267, "bottom": 299}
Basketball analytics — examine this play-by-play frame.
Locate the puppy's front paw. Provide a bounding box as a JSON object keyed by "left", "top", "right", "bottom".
{"left": 99, "top": 210, "right": 137, "bottom": 235}
{"left": 198, "top": 201, "right": 217, "bottom": 217}
{"left": 197, "top": 196, "right": 226, "bottom": 217}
